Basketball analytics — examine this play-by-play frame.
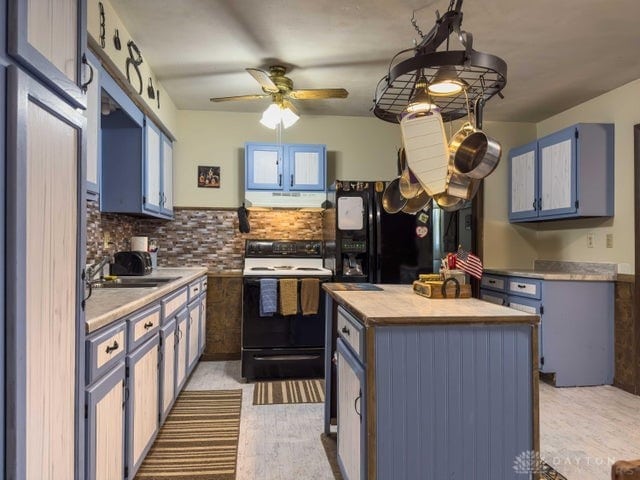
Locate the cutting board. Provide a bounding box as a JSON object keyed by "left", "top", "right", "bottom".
{"left": 413, "top": 280, "right": 472, "bottom": 299}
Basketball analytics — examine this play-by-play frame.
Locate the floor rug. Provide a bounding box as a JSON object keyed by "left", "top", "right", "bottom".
{"left": 253, "top": 378, "right": 324, "bottom": 405}
{"left": 135, "top": 389, "right": 242, "bottom": 480}
{"left": 320, "top": 432, "right": 567, "bottom": 480}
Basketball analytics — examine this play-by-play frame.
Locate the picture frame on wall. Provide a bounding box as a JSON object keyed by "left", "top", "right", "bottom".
{"left": 198, "top": 166, "right": 220, "bottom": 188}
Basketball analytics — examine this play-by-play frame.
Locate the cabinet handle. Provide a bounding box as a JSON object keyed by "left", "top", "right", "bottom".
{"left": 538, "top": 198, "right": 542, "bottom": 210}
{"left": 290, "top": 174, "right": 294, "bottom": 187}
{"left": 80, "top": 53, "right": 94, "bottom": 93}
{"left": 516, "top": 284, "right": 527, "bottom": 289}
{"left": 488, "top": 279, "right": 496, "bottom": 284}
{"left": 354, "top": 390, "right": 362, "bottom": 420}
{"left": 341, "top": 325, "right": 350, "bottom": 336}
{"left": 278, "top": 174, "right": 282, "bottom": 186}
{"left": 194, "top": 287, "right": 199, "bottom": 293}
{"left": 532, "top": 199, "right": 537, "bottom": 210}
{"left": 105, "top": 340, "right": 119, "bottom": 354}
{"left": 144, "top": 321, "right": 154, "bottom": 329}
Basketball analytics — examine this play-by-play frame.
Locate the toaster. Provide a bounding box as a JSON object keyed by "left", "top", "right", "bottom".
{"left": 110, "top": 251, "right": 153, "bottom": 276}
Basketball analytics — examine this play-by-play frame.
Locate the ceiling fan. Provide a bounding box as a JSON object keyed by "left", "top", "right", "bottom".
{"left": 209, "top": 65, "right": 349, "bottom": 128}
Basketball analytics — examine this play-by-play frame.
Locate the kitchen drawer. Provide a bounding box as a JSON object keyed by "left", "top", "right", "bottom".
{"left": 127, "top": 303, "right": 161, "bottom": 351}
{"left": 162, "top": 286, "right": 188, "bottom": 322}
{"left": 188, "top": 278, "right": 203, "bottom": 301}
{"left": 337, "top": 306, "right": 364, "bottom": 362}
{"left": 507, "top": 295, "right": 542, "bottom": 315}
{"left": 481, "top": 274, "right": 506, "bottom": 292}
{"left": 86, "top": 321, "right": 127, "bottom": 384}
{"left": 480, "top": 289, "right": 507, "bottom": 306}
{"left": 507, "top": 277, "right": 542, "bottom": 299}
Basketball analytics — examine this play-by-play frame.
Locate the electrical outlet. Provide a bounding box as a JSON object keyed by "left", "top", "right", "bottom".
{"left": 606, "top": 233, "right": 613, "bottom": 248}
{"left": 103, "top": 231, "right": 111, "bottom": 249}
{"left": 586, "top": 232, "right": 595, "bottom": 248}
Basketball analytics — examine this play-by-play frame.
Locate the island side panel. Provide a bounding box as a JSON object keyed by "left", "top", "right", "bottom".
{"left": 374, "top": 324, "right": 534, "bottom": 480}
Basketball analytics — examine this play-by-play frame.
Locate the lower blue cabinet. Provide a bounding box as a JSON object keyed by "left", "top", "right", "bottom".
{"left": 125, "top": 334, "right": 160, "bottom": 478}
{"left": 187, "top": 300, "right": 200, "bottom": 374}
{"left": 159, "top": 318, "right": 177, "bottom": 423}
{"left": 85, "top": 362, "right": 126, "bottom": 480}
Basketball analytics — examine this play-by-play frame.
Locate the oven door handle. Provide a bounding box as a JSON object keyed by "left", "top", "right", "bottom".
{"left": 254, "top": 355, "right": 322, "bottom": 361}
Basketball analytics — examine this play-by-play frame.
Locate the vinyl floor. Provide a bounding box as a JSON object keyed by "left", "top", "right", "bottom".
{"left": 185, "top": 361, "right": 640, "bottom": 480}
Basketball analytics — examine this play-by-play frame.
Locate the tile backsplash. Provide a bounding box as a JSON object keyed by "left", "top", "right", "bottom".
{"left": 86, "top": 200, "right": 323, "bottom": 270}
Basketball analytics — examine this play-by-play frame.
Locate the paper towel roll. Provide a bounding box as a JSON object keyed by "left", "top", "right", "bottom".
{"left": 131, "top": 236, "right": 148, "bottom": 252}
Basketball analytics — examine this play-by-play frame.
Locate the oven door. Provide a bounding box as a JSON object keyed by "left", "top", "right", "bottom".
{"left": 242, "top": 276, "right": 328, "bottom": 348}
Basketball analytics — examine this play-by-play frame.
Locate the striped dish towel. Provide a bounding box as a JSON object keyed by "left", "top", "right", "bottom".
{"left": 279, "top": 278, "right": 298, "bottom": 315}
{"left": 259, "top": 278, "right": 277, "bottom": 316}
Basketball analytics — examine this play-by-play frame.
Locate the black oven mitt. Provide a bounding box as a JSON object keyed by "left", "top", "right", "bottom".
{"left": 238, "top": 204, "right": 250, "bottom": 233}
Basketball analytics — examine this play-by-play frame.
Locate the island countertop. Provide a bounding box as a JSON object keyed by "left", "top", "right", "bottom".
{"left": 85, "top": 267, "right": 208, "bottom": 333}
{"left": 323, "top": 283, "right": 539, "bottom": 327}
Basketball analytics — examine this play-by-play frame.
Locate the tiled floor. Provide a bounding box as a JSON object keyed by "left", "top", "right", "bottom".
{"left": 185, "top": 361, "right": 334, "bottom": 480}
{"left": 186, "top": 361, "right": 640, "bottom": 480}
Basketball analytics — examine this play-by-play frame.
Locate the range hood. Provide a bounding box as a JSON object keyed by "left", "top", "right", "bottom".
{"left": 244, "top": 190, "right": 326, "bottom": 209}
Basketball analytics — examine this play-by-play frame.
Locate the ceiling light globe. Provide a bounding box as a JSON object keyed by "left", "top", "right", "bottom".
{"left": 281, "top": 107, "right": 299, "bottom": 129}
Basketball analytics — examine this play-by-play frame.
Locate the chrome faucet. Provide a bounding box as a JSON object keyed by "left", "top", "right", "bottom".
{"left": 86, "top": 255, "right": 112, "bottom": 281}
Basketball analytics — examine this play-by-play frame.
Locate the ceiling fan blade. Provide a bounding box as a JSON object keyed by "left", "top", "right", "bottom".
{"left": 209, "top": 94, "right": 270, "bottom": 102}
{"left": 246, "top": 68, "right": 279, "bottom": 93}
{"left": 288, "top": 88, "right": 349, "bottom": 100}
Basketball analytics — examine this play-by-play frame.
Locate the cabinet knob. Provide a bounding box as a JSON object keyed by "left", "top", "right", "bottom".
{"left": 341, "top": 326, "right": 350, "bottom": 336}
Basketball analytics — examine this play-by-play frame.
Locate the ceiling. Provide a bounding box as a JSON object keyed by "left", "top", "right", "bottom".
{"left": 110, "top": 0, "right": 640, "bottom": 123}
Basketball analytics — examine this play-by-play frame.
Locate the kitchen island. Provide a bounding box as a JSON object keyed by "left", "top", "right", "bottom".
{"left": 323, "top": 284, "right": 540, "bottom": 480}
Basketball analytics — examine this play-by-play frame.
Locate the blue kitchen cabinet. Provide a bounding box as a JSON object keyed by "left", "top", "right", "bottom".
{"left": 159, "top": 318, "right": 177, "bottom": 424}
{"left": 245, "top": 142, "right": 327, "bottom": 207}
{"left": 482, "top": 274, "right": 614, "bottom": 386}
{"left": 6, "top": 65, "right": 87, "bottom": 480}
{"left": 187, "top": 299, "right": 201, "bottom": 374}
{"left": 83, "top": 49, "right": 101, "bottom": 198}
{"left": 509, "top": 123, "right": 614, "bottom": 222}
{"left": 85, "top": 362, "right": 126, "bottom": 480}
{"left": 246, "top": 142, "right": 326, "bottom": 191}
{"left": 8, "top": 0, "right": 88, "bottom": 109}
{"left": 125, "top": 334, "right": 160, "bottom": 478}
{"left": 0, "top": 61, "right": 5, "bottom": 480}
{"left": 100, "top": 69, "right": 173, "bottom": 219}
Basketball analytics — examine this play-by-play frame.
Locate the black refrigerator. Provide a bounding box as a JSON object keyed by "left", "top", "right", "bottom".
{"left": 323, "top": 180, "right": 471, "bottom": 284}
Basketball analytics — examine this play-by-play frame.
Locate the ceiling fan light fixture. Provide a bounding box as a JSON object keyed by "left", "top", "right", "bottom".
{"left": 428, "top": 66, "right": 468, "bottom": 96}
{"left": 259, "top": 102, "right": 299, "bottom": 129}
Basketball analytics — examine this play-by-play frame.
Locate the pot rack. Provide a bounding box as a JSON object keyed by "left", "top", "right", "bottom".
{"left": 373, "top": 0, "right": 507, "bottom": 124}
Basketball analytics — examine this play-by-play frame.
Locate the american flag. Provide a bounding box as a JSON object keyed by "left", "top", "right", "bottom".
{"left": 455, "top": 247, "right": 483, "bottom": 279}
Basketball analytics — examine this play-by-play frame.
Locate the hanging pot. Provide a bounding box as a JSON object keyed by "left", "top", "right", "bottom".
{"left": 433, "top": 192, "right": 466, "bottom": 212}
{"left": 399, "top": 149, "right": 422, "bottom": 199}
{"left": 402, "top": 189, "right": 432, "bottom": 215}
{"left": 452, "top": 129, "right": 502, "bottom": 179}
{"left": 382, "top": 178, "right": 408, "bottom": 214}
{"left": 446, "top": 171, "right": 480, "bottom": 200}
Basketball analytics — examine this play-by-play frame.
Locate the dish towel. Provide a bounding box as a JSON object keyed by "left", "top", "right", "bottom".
{"left": 259, "top": 278, "right": 277, "bottom": 317}
{"left": 279, "top": 279, "right": 298, "bottom": 316}
{"left": 301, "top": 278, "right": 320, "bottom": 315}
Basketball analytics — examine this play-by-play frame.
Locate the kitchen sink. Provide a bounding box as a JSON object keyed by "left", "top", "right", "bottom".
{"left": 90, "top": 277, "right": 179, "bottom": 289}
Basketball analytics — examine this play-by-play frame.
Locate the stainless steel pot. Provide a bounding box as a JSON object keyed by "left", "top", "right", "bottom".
{"left": 402, "top": 189, "right": 432, "bottom": 214}
{"left": 433, "top": 192, "right": 466, "bottom": 212}
{"left": 451, "top": 124, "right": 502, "bottom": 179}
{"left": 446, "top": 171, "right": 480, "bottom": 200}
{"left": 382, "top": 178, "right": 408, "bottom": 213}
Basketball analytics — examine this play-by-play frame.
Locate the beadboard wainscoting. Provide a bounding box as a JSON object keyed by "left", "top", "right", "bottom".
{"left": 86, "top": 200, "right": 323, "bottom": 269}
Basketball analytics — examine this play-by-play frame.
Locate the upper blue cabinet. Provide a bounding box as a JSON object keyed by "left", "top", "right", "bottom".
{"left": 508, "top": 123, "right": 614, "bottom": 222}
{"left": 8, "top": 0, "right": 89, "bottom": 109}
{"left": 245, "top": 142, "right": 326, "bottom": 208}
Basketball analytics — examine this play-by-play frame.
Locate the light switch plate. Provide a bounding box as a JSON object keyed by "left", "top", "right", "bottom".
{"left": 586, "top": 232, "right": 595, "bottom": 248}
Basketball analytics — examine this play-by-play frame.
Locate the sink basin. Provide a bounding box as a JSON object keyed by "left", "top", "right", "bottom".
{"left": 91, "top": 277, "right": 179, "bottom": 289}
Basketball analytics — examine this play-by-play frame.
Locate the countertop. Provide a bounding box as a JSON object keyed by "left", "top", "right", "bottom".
{"left": 483, "top": 268, "right": 616, "bottom": 281}
{"left": 323, "top": 284, "right": 538, "bottom": 327}
{"left": 85, "top": 267, "right": 208, "bottom": 333}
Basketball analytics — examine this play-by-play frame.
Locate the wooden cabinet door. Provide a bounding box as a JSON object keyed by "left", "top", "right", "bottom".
{"left": 286, "top": 144, "right": 326, "bottom": 191}
{"left": 161, "top": 135, "right": 173, "bottom": 216}
{"left": 336, "top": 339, "right": 365, "bottom": 480}
{"left": 84, "top": 50, "right": 100, "bottom": 196}
{"left": 187, "top": 301, "right": 200, "bottom": 374}
{"left": 160, "top": 319, "right": 177, "bottom": 423}
{"left": 198, "top": 294, "right": 207, "bottom": 356}
{"left": 175, "top": 310, "right": 189, "bottom": 393}
{"left": 508, "top": 141, "right": 538, "bottom": 221}
{"left": 8, "top": 0, "right": 87, "bottom": 108}
{"left": 538, "top": 126, "right": 577, "bottom": 218}
{"left": 6, "top": 65, "right": 86, "bottom": 480}
{"left": 144, "top": 119, "right": 162, "bottom": 214}
{"left": 86, "top": 363, "right": 126, "bottom": 480}
{"left": 126, "top": 335, "right": 159, "bottom": 477}
{"left": 245, "top": 143, "right": 283, "bottom": 190}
